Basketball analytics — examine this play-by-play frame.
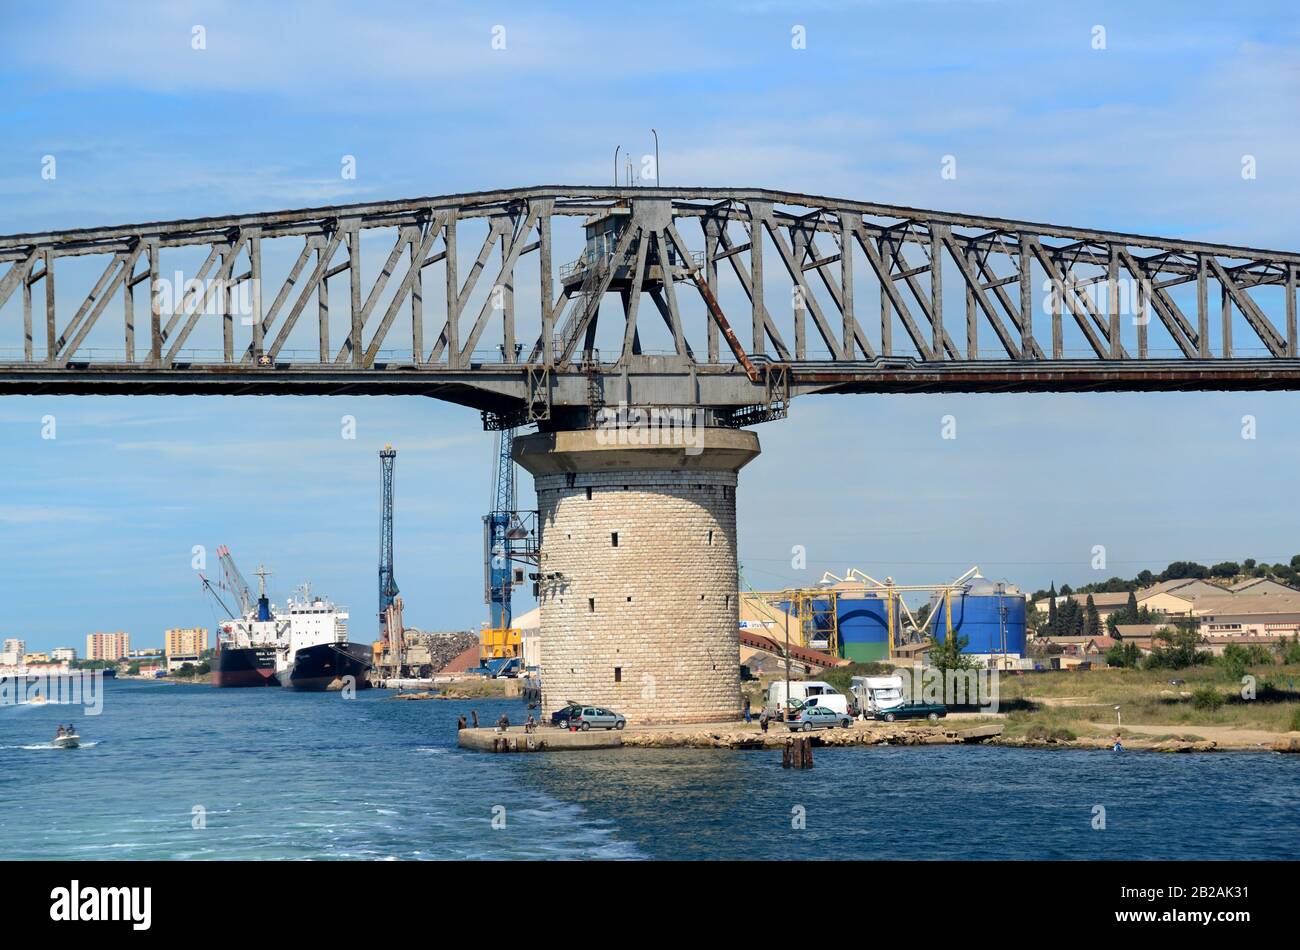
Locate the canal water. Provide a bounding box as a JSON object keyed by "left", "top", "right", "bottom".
{"left": 2, "top": 679, "right": 1297, "bottom": 860}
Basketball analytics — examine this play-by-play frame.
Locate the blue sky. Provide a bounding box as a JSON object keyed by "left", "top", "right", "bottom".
{"left": 2, "top": 1, "right": 1300, "bottom": 650}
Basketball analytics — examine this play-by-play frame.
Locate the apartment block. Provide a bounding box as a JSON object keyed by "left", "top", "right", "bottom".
{"left": 86, "top": 632, "right": 131, "bottom": 661}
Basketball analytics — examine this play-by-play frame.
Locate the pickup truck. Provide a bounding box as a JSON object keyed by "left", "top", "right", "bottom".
{"left": 871, "top": 702, "right": 947, "bottom": 723}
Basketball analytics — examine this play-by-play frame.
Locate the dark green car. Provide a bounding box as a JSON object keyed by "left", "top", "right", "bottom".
{"left": 873, "top": 702, "right": 947, "bottom": 723}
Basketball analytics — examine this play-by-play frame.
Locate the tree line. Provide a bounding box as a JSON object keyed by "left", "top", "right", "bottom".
{"left": 1032, "top": 556, "right": 1300, "bottom": 603}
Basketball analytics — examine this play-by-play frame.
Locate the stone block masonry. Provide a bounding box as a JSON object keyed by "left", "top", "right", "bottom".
{"left": 514, "top": 428, "right": 761, "bottom": 725}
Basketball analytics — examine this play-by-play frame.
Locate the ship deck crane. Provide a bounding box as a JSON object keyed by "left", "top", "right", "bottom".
{"left": 203, "top": 551, "right": 273, "bottom": 651}
{"left": 215, "top": 544, "right": 254, "bottom": 617}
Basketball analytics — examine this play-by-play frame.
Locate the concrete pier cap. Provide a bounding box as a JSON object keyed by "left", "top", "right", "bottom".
{"left": 514, "top": 426, "right": 760, "bottom": 725}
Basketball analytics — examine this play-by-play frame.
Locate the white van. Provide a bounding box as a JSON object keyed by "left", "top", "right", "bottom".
{"left": 798, "top": 689, "right": 850, "bottom": 716}
{"left": 764, "top": 680, "right": 850, "bottom": 717}
{"left": 851, "top": 675, "right": 905, "bottom": 717}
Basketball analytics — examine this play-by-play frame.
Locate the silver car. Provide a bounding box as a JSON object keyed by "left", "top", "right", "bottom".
{"left": 573, "top": 705, "right": 626, "bottom": 730}
{"left": 787, "top": 703, "right": 853, "bottom": 732}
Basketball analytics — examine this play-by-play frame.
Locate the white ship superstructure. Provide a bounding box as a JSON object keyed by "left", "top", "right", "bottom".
{"left": 273, "top": 585, "right": 369, "bottom": 690}
{"left": 217, "top": 612, "right": 288, "bottom": 650}
{"left": 278, "top": 584, "right": 350, "bottom": 666}
{"left": 215, "top": 565, "right": 288, "bottom": 651}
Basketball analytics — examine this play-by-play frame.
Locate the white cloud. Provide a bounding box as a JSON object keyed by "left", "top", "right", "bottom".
{"left": 0, "top": 505, "right": 108, "bottom": 525}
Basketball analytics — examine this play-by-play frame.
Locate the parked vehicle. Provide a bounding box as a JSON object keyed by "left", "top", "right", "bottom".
{"left": 850, "top": 674, "right": 905, "bottom": 718}
{"left": 787, "top": 704, "right": 853, "bottom": 731}
{"left": 791, "top": 688, "right": 852, "bottom": 717}
{"left": 550, "top": 701, "right": 582, "bottom": 728}
{"left": 872, "top": 701, "right": 947, "bottom": 723}
{"left": 765, "top": 679, "right": 840, "bottom": 718}
{"left": 572, "top": 705, "right": 626, "bottom": 730}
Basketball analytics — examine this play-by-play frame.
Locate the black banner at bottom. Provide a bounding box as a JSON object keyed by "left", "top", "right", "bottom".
{"left": 8, "top": 859, "right": 1282, "bottom": 937}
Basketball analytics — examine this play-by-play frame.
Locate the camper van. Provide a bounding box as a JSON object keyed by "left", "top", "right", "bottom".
{"left": 764, "top": 680, "right": 851, "bottom": 718}
{"left": 850, "top": 675, "right": 906, "bottom": 718}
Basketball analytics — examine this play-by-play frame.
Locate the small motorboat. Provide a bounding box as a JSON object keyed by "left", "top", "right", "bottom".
{"left": 53, "top": 733, "right": 80, "bottom": 749}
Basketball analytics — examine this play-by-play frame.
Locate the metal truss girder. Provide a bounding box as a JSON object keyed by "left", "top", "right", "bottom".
{"left": 1206, "top": 256, "right": 1286, "bottom": 357}
{"left": 3, "top": 186, "right": 1300, "bottom": 424}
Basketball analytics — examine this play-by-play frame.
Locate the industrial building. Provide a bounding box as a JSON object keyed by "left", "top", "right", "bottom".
{"left": 1199, "top": 602, "right": 1300, "bottom": 640}
{"left": 745, "top": 567, "right": 1030, "bottom": 671}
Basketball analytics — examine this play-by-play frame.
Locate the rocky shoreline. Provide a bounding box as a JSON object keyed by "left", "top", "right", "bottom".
{"left": 470, "top": 720, "right": 1300, "bottom": 754}
{"left": 620, "top": 723, "right": 1004, "bottom": 750}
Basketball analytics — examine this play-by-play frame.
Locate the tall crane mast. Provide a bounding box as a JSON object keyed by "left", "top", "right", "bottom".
{"left": 378, "top": 445, "right": 399, "bottom": 628}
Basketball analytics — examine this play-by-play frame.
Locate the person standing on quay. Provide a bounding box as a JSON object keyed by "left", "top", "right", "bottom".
{"left": 743, "top": 697, "right": 752, "bottom": 724}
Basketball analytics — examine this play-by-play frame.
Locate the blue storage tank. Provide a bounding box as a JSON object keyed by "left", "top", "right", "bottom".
{"left": 776, "top": 592, "right": 894, "bottom": 661}
{"left": 931, "top": 579, "right": 1026, "bottom": 655}
{"left": 836, "top": 593, "right": 891, "bottom": 662}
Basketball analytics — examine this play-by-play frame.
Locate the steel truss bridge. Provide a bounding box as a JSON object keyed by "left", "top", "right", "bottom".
{"left": 2, "top": 186, "right": 1299, "bottom": 429}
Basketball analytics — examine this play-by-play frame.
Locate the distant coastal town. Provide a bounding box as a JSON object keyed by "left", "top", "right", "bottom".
{"left": 0, "top": 627, "right": 211, "bottom": 680}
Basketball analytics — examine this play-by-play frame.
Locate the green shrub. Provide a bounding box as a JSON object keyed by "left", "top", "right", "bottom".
{"left": 1191, "top": 685, "right": 1224, "bottom": 711}
{"left": 1277, "top": 637, "right": 1300, "bottom": 665}
{"left": 1290, "top": 707, "right": 1300, "bottom": 732}
{"left": 1219, "top": 644, "right": 1248, "bottom": 681}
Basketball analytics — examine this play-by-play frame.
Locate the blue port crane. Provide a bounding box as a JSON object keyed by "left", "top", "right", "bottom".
{"left": 378, "top": 445, "right": 399, "bottom": 625}
{"left": 481, "top": 426, "right": 538, "bottom": 676}
{"left": 484, "top": 427, "right": 517, "bottom": 630}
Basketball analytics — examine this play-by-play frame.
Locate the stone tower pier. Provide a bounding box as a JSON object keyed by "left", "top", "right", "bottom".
{"left": 513, "top": 427, "right": 760, "bottom": 725}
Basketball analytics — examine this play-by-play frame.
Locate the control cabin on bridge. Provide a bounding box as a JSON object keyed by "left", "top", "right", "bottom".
{"left": 558, "top": 205, "right": 700, "bottom": 293}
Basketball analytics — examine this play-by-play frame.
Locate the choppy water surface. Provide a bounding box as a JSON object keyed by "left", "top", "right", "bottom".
{"left": 2, "top": 680, "right": 1296, "bottom": 859}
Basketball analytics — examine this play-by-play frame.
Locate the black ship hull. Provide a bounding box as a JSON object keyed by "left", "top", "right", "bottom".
{"left": 276, "top": 641, "right": 372, "bottom": 691}
{"left": 212, "top": 646, "right": 280, "bottom": 688}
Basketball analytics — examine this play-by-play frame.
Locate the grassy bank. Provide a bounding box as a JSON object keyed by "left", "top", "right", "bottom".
{"left": 996, "top": 664, "right": 1300, "bottom": 735}
{"left": 743, "top": 662, "right": 1300, "bottom": 740}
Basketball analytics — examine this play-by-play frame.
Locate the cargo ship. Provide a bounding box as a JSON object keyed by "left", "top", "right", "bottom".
{"left": 274, "top": 586, "right": 372, "bottom": 691}
{"left": 210, "top": 566, "right": 287, "bottom": 688}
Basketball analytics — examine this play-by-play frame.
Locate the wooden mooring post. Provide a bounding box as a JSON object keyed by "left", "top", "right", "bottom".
{"left": 782, "top": 736, "right": 814, "bottom": 769}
